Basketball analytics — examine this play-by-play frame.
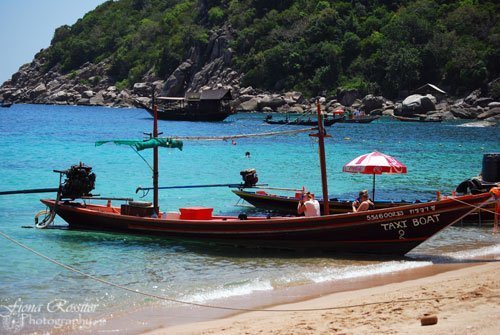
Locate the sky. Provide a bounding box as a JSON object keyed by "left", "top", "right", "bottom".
{"left": 0, "top": 0, "right": 107, "bottom": 84}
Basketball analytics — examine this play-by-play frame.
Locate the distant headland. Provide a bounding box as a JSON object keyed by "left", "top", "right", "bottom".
{"left": 0, "top": 0, "right": 498, "bottom": 123}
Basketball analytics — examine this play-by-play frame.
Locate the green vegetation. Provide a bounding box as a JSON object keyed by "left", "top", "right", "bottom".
{"left": 41, "top": 0, "right": 499, "bottom": 98}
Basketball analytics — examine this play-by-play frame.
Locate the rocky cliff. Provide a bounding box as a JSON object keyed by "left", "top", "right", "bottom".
{"left": 0, "top": 25, "right": 242, "bottom": 108}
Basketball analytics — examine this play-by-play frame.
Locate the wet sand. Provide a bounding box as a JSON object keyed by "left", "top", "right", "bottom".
{"left": 144, "top": 262, "right": 500, "bottom": 335}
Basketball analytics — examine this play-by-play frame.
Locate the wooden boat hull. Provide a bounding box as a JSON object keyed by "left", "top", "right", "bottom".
{"left": 264, "top": 118, "right": 341, "bottom": 126}
{"left": 40, "top": 192, "right": 491, "bottom": 255}
{"left": 146, "top": 107, "right": 234, "bottom": 122}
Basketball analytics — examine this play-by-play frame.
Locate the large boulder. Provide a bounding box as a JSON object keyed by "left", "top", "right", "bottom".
{"left": 361, "top": 95, "right": 385, "bottom": 113}
{"left": 283, "top": 91, "right": 304, "bottom": 104}
{"left": 29, "top": 83, "right": 47, "bottom": 99}
{"left": 464, "top": 89, "right": 481, "bottom": 105}
{"left": 82, "top": 90, "right": 95, "bottom": 98}
{"left": 477, "top": 107, "right": 500, "bottom": 120}
{"left": 162, "top": 61, "right": 192, "bottom": 97}
{"left": 400, "top": 94, "right": 436, "bottom": 116}
{"left": 89, "top": 91, "right": 105, "bottom": 106}
{"left": 475, "top": 97, "right": 493, "bottom": 107}
{"left": 47, "top": 79, "right": 61, "bottom": 90}
{"left": 238, "top": 97, "right": 259, "bottom": 111}
{"left": 133, "top": 82, "right": 151, "bottom": 96}
{"left": 449, "top": 106, "right": 481, "bottom": 119}
{"left": 239, "top": 86, "right": 255, "bottom": 95}
{"left": 488, "top": 102, "right": 500, "bottom": 108}
{"left": 336, "top": 88, "right": 360, "bottom": 106}
{"left": 52, "top": 90, "right": 69, "bottom": 102}
{"left": 259, "top": 94, "right": 285, "bottom": 110}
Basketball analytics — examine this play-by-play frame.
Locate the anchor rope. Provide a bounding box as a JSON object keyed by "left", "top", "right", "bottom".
{"left": 168, "top": 127, "right": 317, "bottom": 141}
{"left": 131, "top": 146, "right": 153, "bottom": 172}
{"left": 0, "top": 229, "right": 498, "bottom": 313}
{"left": 449, "top": 196, "right": 497, "bottom": 215}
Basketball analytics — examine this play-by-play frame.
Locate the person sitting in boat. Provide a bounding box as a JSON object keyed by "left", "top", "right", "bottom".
{"left": 297, "top": 192, "right": 321, "bottom": 217}
{"left": 353, "top": 109, "right": 361, "bottom": 119}
{"left": 352, "top": 190, "right": 374, "bottom": 213}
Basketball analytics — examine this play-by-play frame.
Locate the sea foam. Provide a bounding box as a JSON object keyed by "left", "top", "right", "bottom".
{"left": 180, "top": 279, "right": 274, "bottom": 303}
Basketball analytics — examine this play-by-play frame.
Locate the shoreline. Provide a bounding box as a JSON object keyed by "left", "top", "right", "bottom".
{"left": 143, "top": 261, "right": 500, "bottom": 335}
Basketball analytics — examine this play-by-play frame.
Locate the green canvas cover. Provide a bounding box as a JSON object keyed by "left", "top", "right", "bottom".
{"left": 95, "top": 138, "right": 183, "bottom": 151}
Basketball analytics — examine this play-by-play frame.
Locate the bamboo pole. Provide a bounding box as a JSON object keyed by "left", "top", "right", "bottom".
{"left": 312, "top": 100, "right": 330, "bottom": 215}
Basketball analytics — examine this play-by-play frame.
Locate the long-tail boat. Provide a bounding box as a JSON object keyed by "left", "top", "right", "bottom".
{"left": 393, "top": 115, "right": 442, "bottom": 123}
{"left": 339, "top": 115, "right": 380, "bottom": 123}
{"left": 232, "top": 188, "right": 423, "bottom": 215}
{"left": 35, "top": 102, "right": 495, "bottom": 255}
{"left": 264, "top": 115, "right": 341, "bottom": 126}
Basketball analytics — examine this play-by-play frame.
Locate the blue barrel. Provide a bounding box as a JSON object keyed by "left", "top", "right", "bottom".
{"left": 482, "top": 153, "right": 499, "bottom": 182}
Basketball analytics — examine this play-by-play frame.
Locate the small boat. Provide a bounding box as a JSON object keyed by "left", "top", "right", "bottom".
{"left": 264, "top": 115, "right": 341, "bottom": 126}
{"left": 137, "top": 89, "right": 234, "bottom": 122}
{"left": 393, "top": 115, "right": 442, "bottom": 123}
{"left": 339, "top": 115, "right": 380, "bottom": 123}
{"left": 1, "top": 101, "right": 13, "bottom": 108}
{"left": 31, "top": 101, "right": 495, "bottom": 255}
{"left": 232, "top": 189, "right": 423, "bottom": 215}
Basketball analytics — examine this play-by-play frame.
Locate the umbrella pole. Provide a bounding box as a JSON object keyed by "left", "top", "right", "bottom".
{"left": 372, "top": 174, "right": 376, "bottom": 201}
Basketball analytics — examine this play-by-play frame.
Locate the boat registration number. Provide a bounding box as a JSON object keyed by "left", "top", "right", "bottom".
{"left": 366, "top": 210, "right": 404, "bottom": 221}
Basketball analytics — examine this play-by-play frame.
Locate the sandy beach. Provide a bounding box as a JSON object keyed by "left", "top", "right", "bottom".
{"left": 145, "top": 262, "right": 500, "bottom": 335}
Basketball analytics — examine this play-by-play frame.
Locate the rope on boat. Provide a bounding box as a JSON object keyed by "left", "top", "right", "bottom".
{"left": 449, "top": 196, "right": 497, "bottom": 215}
{"left": 34, "top": 209, "right": 55, "bottom": 228}
{"left": 168, "top": 127, "right": 317, "bottom": 141}
{"left": 0, "top": 229, "right": 498, "bottom": 313}
{"left": 33, "top": 190, "right": 61, "bottom": 229}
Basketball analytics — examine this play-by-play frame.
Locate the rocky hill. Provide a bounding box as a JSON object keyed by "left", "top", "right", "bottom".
{"left": 0, "top": 0, "right": 499, "bottom": 122}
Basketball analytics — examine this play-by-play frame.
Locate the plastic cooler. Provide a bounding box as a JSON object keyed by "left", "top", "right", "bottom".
{"left": 179, "top": 207, "right": 213, "bottom": 220}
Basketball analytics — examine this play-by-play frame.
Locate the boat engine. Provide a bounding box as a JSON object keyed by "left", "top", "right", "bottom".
{"left": 60, "top": 163, "right": 96, "bottom": 199}
{"left": 240, "top": 169, "right": 258, "bottom": 188}
{"left": 456, "top": 153, "right": 499, "bottom": 194}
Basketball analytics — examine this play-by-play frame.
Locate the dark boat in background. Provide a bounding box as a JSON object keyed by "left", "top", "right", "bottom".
{"left": 393, "top": 115, "right": 442, "bottom": 123}
{"left": 139, "top": 89, "right": 234, "bottom": 121}
{"left": 232, "top": 189, "right": 424, "bottom": 215}
{"left": 1, "top": 100, "right": 13, "bottom": 108}
{"left": 264, "top": 114, "right": 341, "bottom": 126}
{"left": 339, "top": 115, "right": 380, "bottom": 123}
{"left": 232, "top": 188, "right": 494, "bottom": 225}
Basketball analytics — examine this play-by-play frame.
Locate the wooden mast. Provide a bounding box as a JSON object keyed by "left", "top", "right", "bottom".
{"left": 310, "top": 99, "right": 330, "bottom": 215}
{"left": 153, "top": 99, "right": 159, "bottom": 215}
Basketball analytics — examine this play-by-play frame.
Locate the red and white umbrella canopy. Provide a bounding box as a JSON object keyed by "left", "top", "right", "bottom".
{"left": 342, "top": 151, "right": 407, "bottom": 175}
{"left": 342, "top": 151, "right": 407, "bottom": 200}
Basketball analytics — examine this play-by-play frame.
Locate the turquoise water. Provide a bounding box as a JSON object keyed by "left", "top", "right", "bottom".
{"left": 0, "top": 104, "right": 499, "bottom": 334}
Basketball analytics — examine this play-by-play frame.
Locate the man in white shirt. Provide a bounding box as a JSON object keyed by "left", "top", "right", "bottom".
{"left": 297, "top": 192, "right": 321, "bottom": 217}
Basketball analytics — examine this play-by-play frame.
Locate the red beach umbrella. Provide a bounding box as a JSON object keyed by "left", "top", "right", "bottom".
{"left": 342, "top": 151, "right": 407, "bottom": 200}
